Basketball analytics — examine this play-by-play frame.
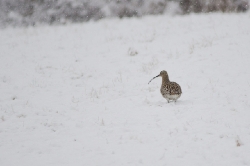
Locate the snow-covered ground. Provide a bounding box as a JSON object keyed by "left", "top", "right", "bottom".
{"left": 1, "top": 13, "right": 250, "bottom": 166}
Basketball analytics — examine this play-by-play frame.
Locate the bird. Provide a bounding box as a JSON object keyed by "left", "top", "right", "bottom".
{"left": 148, "top": 70, "right": 182, "bottom": 103}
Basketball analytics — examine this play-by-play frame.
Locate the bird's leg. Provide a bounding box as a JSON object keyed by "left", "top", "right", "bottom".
{"left": 167, "top": 100, "right": 170, "bottom": 103}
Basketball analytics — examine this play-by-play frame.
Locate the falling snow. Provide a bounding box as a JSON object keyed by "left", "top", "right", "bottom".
{"left": 1, "top": 13, "right": 250, "bottom": 166}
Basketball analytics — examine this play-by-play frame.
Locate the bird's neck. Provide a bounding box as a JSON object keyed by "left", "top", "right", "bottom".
{"left": 162, "top": 75, "right": 170, "bottom": 85}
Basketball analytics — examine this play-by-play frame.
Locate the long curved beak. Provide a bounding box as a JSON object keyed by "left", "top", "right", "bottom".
{"left": 148, "top": 75, "right": 160, "bottom": 84}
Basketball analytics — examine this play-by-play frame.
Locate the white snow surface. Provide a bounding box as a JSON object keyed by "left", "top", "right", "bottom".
{"left": 1, "top": 13, "right": 250, "bottom": 166}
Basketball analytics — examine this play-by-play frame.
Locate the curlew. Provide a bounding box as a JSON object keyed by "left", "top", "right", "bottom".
{"left": 148, "top": 70, "right": 182, "bottom": 103}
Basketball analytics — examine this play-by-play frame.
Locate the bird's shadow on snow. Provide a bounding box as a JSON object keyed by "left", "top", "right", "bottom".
{"left": 148, "top": 99, "right": 191, "bottom": 107}
{"left": 174, "top": 100, "right": 192, "bottom": 106}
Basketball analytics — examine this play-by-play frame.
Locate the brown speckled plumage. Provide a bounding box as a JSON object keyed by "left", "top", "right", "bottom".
{"left": 148, "top": 70, "right": 182, "bottom": 103}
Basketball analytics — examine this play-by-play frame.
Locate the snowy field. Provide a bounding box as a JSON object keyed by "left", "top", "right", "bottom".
{"left": 1, "top": 13, "right": 250, "bottom": 166}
